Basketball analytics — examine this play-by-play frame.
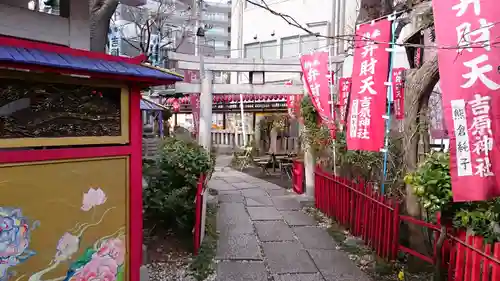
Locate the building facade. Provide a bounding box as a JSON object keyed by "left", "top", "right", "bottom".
{"left": 113, "top": 0, "right": 231, "bottom": 61}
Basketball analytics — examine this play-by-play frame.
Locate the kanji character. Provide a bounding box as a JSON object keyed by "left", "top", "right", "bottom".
{"left": 307, "top": 68, "right": 320, "bottom": 83}
{"left": 452, "top": 0, "right": 481, "bottom": 17}
{"left": 456, "top": 19, "right": 493, "bottom": 52}
{"left": 475, "top": 156, "right": 494, "bottom": 177}
{"left": 362, "top": 41, "right": 378, "bottom": 58}
{"left": 453, "top": 107, "right": 466, "bottom": 120}
{"left": 469, "top": 93, "right": 491, "bottom": 116}
{"left": 358, "top": 76, "right": 377, "bottom": 95}
{"left": 457, "top": 141, "right": 470, "bottom": 153}
{"left": 357, "top": 128, "right": 370, "bottom": 139}
{"left": 462, "top": 54, "right": 500, "bottom": 90}
{"left": 360, "top": 58, "right": 378, "bottom": 76}
{"left": 469, "top": 114, "right": 492, "bottom": 136}
{"left": 472, "top": 135, "right": 494, "bottom": 155}
{"left": 456, "top": 124, "right": 467, "bottom": 136}
{"left": 459, "top": 157, "right": 471, "bottom": 171}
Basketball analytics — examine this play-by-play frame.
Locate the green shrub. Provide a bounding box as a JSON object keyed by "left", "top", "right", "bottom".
{"left": 143, "top": 137, "right": 213, "bottom": 232}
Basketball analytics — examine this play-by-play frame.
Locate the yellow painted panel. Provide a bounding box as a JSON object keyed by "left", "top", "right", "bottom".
{"left": 0, "top": 157, "right": 129, "bottom": 281}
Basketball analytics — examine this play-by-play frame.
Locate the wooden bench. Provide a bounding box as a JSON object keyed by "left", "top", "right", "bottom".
{"left": 253, "top": 157, "right": 271, "bottom": 175}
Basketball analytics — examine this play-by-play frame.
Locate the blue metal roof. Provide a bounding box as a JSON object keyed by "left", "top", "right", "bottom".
{"left": 0, "top": 46, "right": 183, "bottom": 82}
{"left": 140, "top": 98, "right": 167, "bottom": 111}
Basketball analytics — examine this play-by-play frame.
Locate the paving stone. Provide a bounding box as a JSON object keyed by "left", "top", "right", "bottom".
{"left": 218, "top": 190, "right": 241, "bottom": 195}
{"left": 254, "top": 221, "right": 295, "bottom": 242}
{"left": 262, "top": 242, "right": 317, "bottom": 274}
{"left": 272, "top": 197, "right": 302, "bottom": 210}
{"left": 267, "top": 189, "right": 289, "bottom": 196}
{"left": 219, "top": 193, "right": 244, "bottom": 203}
{"left": 259, "top": 182, "right": 284, "bottom": 190}
{"left": 293, "top": 227, "right": 337, "bottom": 250}
{"left": 209, "top": 180, "right": 237, "bottom": 191}
{"left": 217, "top": 261, "right": 268, "bottom": 281}
{"left": 245, "top": 196, "right": 273, "bottom": 206}
{"left": 218, "top": 219, "right": 255, "bottom": 236}
{"left": 281, "top": 211, "right": 316, "bottom": 226}
{"left": 224, "top": 177, "right": 247, "bottom": 183}
{"left": 233, "top": 182, "right": 259, "bottom": 190}
{"left": 218, "top": 203, "right": 248, "bottom": 219}
{"left": 274, "top": 273, "right": 325, "bottom": 281}
{"left": 247, "top": 207, "right": 283, "bottom": 221}
{"left": 241, "top": 188, "right": 269, "bottom": 197}
{"left": 217, "top": 234, "right": 262, "bottom": 260}
{"left": 309, "top": 250, "right": 371, "bottom": 281}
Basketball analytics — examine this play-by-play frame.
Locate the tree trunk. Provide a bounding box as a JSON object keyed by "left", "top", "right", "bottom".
{"left": 403, "top": 54, "right": 440, "bottom": 271}
{"left": 89, "top": 0, "right": 119, "bottom": 52}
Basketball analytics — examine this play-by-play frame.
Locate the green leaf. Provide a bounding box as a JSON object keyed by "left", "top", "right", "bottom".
{"left": 69, "top": 247, "right": 96, "bottom": 271}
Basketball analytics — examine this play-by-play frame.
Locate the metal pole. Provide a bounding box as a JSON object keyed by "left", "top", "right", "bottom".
{"left": 381, "top": 19, "right": 397, "bottom": 194}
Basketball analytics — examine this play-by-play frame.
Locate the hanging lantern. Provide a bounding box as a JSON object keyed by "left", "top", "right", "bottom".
{"left": 172, "top": 100, "right": 180, "bottom": 112}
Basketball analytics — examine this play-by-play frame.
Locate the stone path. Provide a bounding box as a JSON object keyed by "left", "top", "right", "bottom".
{"left": 209, "top": 156, "right": 371, "bottom": 281}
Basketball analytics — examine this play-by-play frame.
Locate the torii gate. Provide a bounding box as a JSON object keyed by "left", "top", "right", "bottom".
{"left": 167, "top": 52, "right": 345, "bottom": 150}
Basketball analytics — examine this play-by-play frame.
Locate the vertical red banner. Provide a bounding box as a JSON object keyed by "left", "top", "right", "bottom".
{"left": 433, "top": 0, "right": 500, "bottom": 201}
{"left": 190, "top": 94, "right": 200, "bottom": 135}
{"left": 346, "top": 19, "right": 391, "bottom": 151}
{"left": 284, "top": 80, "right": 297, "bottom": 118}
{"left": 338, "top": 77, "right": 352, "bottom": 124}
{"left": 392, "top": 68, "right": 405, "bottom": 120}
{"left": 300, "top": 51, "right": 331, "bottom": 121}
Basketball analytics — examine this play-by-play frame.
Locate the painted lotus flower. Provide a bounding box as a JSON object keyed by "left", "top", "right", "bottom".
{"left": 55, "top": 233, "right": 80, "bottom": 262}
{"left": 67, "top": 237, "right": 125, "bottom": 281}
{"left": 0, "top": 208, "right": 37, "bottom": 281}
{"left": 81, "top": 188, "right": 107, "bottom": 211}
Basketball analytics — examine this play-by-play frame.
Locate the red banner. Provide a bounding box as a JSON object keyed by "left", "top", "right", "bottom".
{"left": 300, "top": 51, "right": 331, "bottom": 121}
{"left": 284, "top": 80, "right": 297, "bottom": 118}
{"left": 433, "top": 0, "right": 500, "bottom": 201}
{"left": 190, "top": 94, "right": 200, "bottom": 135}
{"left": 338, "top": 77, "right": 352, "bottom": 124}
{"left": 346, "top": 19, "right": 391, "bottom": 151}
{"left": 392, "top": 68, "right": 405, "bottom": 120}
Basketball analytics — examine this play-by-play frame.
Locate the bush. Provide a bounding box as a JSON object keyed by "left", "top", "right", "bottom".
{"left": 143, "top": 137, "right": 213, "bottom": 232}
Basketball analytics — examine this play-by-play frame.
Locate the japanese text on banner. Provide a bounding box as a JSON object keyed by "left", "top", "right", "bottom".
{"left": 346, "top": 19, "right": 391, "bottom": 152}
{"left": 299, "top": 52, "right": 331, "bottom": 122}
{"left": 392, "top": 68, "right": 405, "bottom": 120}
{"left": 338, "top": 78, "right": 352, "bottom": 125}
{"left": 433, "top": 0, "right": 500, "bottom": 201}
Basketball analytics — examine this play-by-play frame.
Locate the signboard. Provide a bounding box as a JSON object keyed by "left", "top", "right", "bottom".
{"left": 346, "top": 19, "right": 391, "bottom": 152}
{"left": 433, "top": 0, "right": 500, "bottom": 201}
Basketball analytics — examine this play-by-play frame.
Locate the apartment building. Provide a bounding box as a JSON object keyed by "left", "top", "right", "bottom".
{"left": 114, "top": 0, "right": 231, "bottom": 61}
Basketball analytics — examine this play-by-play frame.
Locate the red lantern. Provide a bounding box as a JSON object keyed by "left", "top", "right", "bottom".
{"left": 172, "top": 100, "right": 180, "bottom": 112}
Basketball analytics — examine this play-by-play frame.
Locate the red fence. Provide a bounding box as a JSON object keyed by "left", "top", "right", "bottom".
{"left": 314, "top": 170, "right": 500, "bottom": 281}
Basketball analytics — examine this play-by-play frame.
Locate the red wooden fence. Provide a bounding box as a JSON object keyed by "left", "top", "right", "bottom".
{"left": 314, "top": 170, "right": 500, "bottom": 280}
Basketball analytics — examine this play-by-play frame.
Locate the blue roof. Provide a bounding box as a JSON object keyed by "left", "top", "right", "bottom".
{"left": 0, "top": 46, "right": 183, "bottom": 82}
{"left": 140, "top": 98, "right": 167, "bottom": 111}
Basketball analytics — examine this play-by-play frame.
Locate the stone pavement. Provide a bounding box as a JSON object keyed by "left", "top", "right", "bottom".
{"left": 209, "top": 157, "right": 371, "bottom": 281}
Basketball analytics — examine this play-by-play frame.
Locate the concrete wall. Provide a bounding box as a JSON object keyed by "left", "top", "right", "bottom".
{"left": 0, "top": 0, "right": 89, "bottom": 50}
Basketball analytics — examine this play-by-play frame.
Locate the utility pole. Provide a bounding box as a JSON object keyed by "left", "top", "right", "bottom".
{"left": 194, "top": 0, "right": 212, "bottom": 151}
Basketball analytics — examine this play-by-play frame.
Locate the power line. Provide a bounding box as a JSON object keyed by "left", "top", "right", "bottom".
{"left": 245, "top": 0, "right": 500, "bottom": 51}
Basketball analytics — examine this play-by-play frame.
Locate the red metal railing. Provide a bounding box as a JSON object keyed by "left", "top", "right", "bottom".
{"left": 314, "top": 170, "right": 500, "bottom": 280}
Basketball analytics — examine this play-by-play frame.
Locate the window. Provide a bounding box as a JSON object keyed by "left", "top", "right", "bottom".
{"left": 244, "top": 41, "right": 277, "bottom": 59}
{"left": 300, "top": 35, "right": 320, "bottom": 53}
{"left": 244, "top": 43, "right": 260, "bottom": 59}
{"left": 261, "top": 40, "right": 277, "bottom": 59}
{"left": 280, "top": 36, "right": 300, "bottom": 58}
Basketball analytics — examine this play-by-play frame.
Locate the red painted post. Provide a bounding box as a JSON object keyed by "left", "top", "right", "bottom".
{"left": 391, "top": 201, "right": 400, "bottom": 261}
{"left": 454, "top": 231, "right": 467, "bottom": 281}
{"left": 492, "top": 243, "right": 500, "bottom": 281}
{"left": 471, "top": 236, "right": 482, "bottom": 281}
{"left": 480, "top": 244, "right": 492, "bottom": 281}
